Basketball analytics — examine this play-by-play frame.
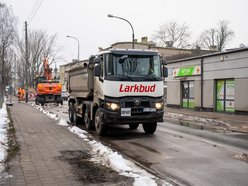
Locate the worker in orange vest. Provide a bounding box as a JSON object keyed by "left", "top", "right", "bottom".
{"left": 18, "top": 88, "right": 22, "bottom": 101}
{"left": 21, "top": 88, "right": 25, "bottom": 100}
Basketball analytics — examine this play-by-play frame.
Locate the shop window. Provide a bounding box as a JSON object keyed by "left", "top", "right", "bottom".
{"left": 182, "top": 81, "right": 195, "bottom": 109}
{"left": 216, "top": 79, "right": 235, "bottom": 113}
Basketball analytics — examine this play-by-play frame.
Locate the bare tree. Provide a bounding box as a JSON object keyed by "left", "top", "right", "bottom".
{"left": 0, "top": 3, "right": 17, "bottom": 102}
{"left": 199, "top": 20, "right": 234, "bottom": 51}
{"left": 153, "top": 21, "right": 191, "bottom": 48}
{"left": 18, "top": 29, "right": 58, "bottom": 87}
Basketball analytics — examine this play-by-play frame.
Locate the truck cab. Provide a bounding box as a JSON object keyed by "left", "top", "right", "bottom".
{"left": 68, "top": 49, "right": 167, "bottom": 136}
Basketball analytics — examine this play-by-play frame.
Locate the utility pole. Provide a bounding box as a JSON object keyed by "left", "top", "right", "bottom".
{"left": 25, "top": 21, "right": 29, "bottom": 103}
{"left": 0, "top": 44, "right": 4, "bottom": 103}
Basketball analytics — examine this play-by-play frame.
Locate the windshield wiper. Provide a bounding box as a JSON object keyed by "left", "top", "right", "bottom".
{"left": 145, "top": 74, "right": 159, "bottom": 81}
{"left": 120, "top": 74, "right": 134, "bottom": 81}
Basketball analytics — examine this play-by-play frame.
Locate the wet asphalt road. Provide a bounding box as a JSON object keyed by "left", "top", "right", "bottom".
{"left": 43, "top": 102, "right": 248, "bottom": 186}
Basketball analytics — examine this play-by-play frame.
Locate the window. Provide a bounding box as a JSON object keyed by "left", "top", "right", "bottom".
{"left": 182, "top": 81, "right": 195, "bottom": 109}
{"left": 216, "top": 79, "right": 235, "bottom": 113}
{"left": 105, "top": 54, "right": 161, "bottom": 78}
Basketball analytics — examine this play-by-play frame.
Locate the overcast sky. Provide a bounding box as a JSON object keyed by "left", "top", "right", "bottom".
{"left": 2, "top": 0, "right": 248, "bottom": 66}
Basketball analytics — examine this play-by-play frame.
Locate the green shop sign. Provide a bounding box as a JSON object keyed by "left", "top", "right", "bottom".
{"left": 173, "top": 66, "right": 201, "bottom": 77}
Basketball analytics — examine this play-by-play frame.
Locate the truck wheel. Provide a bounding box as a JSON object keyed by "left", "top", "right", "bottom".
{"left": 94, "top": 109, "right": 108, "bottom": 136}
{"left": 142, "top": 122, "right": 157, "bottom": 134}
{"left": 129, "top": 123, "right": 139, "bottom": 130}
{"left": 69, "top": 102, "right": 75, "bottom": 123}
{"left": 68, "top": 103, "right": 74, "bottom": 123}
{"left": 84, "top": 107, "right": 93, "bottom": 130}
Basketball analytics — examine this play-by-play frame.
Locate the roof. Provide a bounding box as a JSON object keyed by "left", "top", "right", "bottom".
{"left": 97, "top": 48, "right": 160, "bottom": 56}
{"left": 167, "top": 47, "right": 248, "bottom": 64}
{"left": 60, "top": 59, "right": 88, "bottom": 68}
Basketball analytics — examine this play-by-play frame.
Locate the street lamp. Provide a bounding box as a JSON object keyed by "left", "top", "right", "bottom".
{"left": 66, "top": 35, "right": 80, "bottom": 61}
{"left": 107, "top": 14, "right": 135, "bottom": 49}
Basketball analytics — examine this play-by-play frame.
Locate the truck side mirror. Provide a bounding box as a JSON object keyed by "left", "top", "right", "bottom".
{"left": 94, "top": 56, "right": 101, "bottom": 63}
{"left": 162, "top": 59, "right": 167, "bottom": 65}
{"left": 163, "top": 66, "right": 168, "bottom": 77}
{"left": 94, "top": 64, "right": 101, "bottom": 77}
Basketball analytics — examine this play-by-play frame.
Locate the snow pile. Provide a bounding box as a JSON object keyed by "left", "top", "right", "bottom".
{"left": 0, "top": 102, "right": 9, "bottom": 173}
{"left": 58, "top": 118, "right": 69, "bottom": 126}
{"left": 33, "top": 104, "right": 171, "bottom": 186}
{"left": 166, "top": 112, "right": 230, "bottom": 127}
{"left": 69, "top": 126, "right": 88, "bottom": 139}
{"left": 32, "top": 104, "right": 60, "bottom": 121}
{"left": 88, "top": 139, "right": 158, "bottom": 186}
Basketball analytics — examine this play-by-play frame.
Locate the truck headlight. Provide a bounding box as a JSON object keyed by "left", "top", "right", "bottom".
{"left": 106, "top": 102, "right": 119, "bottom": 111}
{"left": 155, "top": 102, "right": 164, "bottom": 110}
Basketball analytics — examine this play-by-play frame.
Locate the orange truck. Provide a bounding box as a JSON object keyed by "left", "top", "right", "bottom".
{"left": 35, "top": 58, "right": 63, "bottom": 105}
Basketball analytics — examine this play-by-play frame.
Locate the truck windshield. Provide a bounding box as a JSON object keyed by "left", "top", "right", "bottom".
{"left": 105, "top": 54, "right": 162, "bottom": 81}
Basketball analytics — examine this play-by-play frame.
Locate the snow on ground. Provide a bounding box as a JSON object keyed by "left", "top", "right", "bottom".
{"left": 0, "top": 101, "right": 9, "bottom": 174}
{"left": 32, "top": 104, "right": 172, "bottom": 186}
{"left": 166, "top": 112, "right": 230, "bottom": 127}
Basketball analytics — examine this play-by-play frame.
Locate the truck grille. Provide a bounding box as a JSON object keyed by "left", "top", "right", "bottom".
{"left": 125, "top": 100, "right": 150, "bottom": 107}
{"left": 120, "top": 97, "right": 152, "bottom": 109}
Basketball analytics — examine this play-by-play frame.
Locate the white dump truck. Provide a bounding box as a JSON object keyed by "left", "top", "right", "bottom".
{"left": 68, "top": 49, "right": 167, "bottom": 136}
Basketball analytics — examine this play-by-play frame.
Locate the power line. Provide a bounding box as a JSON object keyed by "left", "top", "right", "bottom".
{"left": 27, "top": 0, "right": 43, "bottom": 24}
{"left": 26, "top": 0, "right": 40, "bottom": 21}
{"left": 27, "top": 0, "right": 44, "bottom": 24}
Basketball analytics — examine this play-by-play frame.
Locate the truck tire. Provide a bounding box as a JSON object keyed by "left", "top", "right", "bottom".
{"left": 69, "top": 102, "right": 75, "bottom": 123}
{"left": 142, "top": 122, "right": 157, "bottom": 134}
{"left": 129, "top": 123, "right": 139, "bottom": 130}
{"left": 94, "top": 109, "right": 108, "bottom": 136}
{"left": 84, "top": 107, "right": 93, "bottom": 130}
{"left": 69, "top": 102, "right": 80, "bottom": 125}
{"left": 57, "top": 97, "right": 63, "bottom": 105}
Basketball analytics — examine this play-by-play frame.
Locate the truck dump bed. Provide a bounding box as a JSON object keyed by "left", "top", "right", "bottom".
{"left": 68, "top": 62, "right": 94, "bottom": 99}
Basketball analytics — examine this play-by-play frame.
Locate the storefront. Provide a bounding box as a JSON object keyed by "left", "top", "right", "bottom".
{"left": 166, "top": 48, "right": 248, "bottom": 114}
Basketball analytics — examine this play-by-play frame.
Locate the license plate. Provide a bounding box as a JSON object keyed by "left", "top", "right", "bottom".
{"left": 121, "top": 108, "right": 131, "bottom": 116}
{"left": 143, "top": 108, "right": 156, "bottom": 112}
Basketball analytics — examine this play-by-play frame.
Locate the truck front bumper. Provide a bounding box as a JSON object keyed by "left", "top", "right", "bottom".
{"left": 36, "top": 94, "right": 62, "bottom": 103}
{"left": 101, "top": 109, "right": 164, "bottom": 124}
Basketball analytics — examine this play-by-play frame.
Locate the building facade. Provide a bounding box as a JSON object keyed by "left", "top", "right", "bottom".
{"left": 166, "top": 48, "right": 248, "bottom": 114}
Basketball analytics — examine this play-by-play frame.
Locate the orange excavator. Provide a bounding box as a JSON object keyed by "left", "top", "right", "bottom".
{"left": 35, "top": 58, "right": 63, "bottom": 105}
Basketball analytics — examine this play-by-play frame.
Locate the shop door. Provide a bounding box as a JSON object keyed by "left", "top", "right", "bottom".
{"left": 182, "top": 81, "right": 195, "bottom": 109}
{"left": 216, "top": 79, "right": 235, "bottom": 113}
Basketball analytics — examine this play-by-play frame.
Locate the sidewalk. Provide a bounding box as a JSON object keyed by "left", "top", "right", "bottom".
{"left": 165, "top": 106, "right": 248, "bottom": 133}
{"left": 1, "top": 101, "right": 89, "bottom": 186}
